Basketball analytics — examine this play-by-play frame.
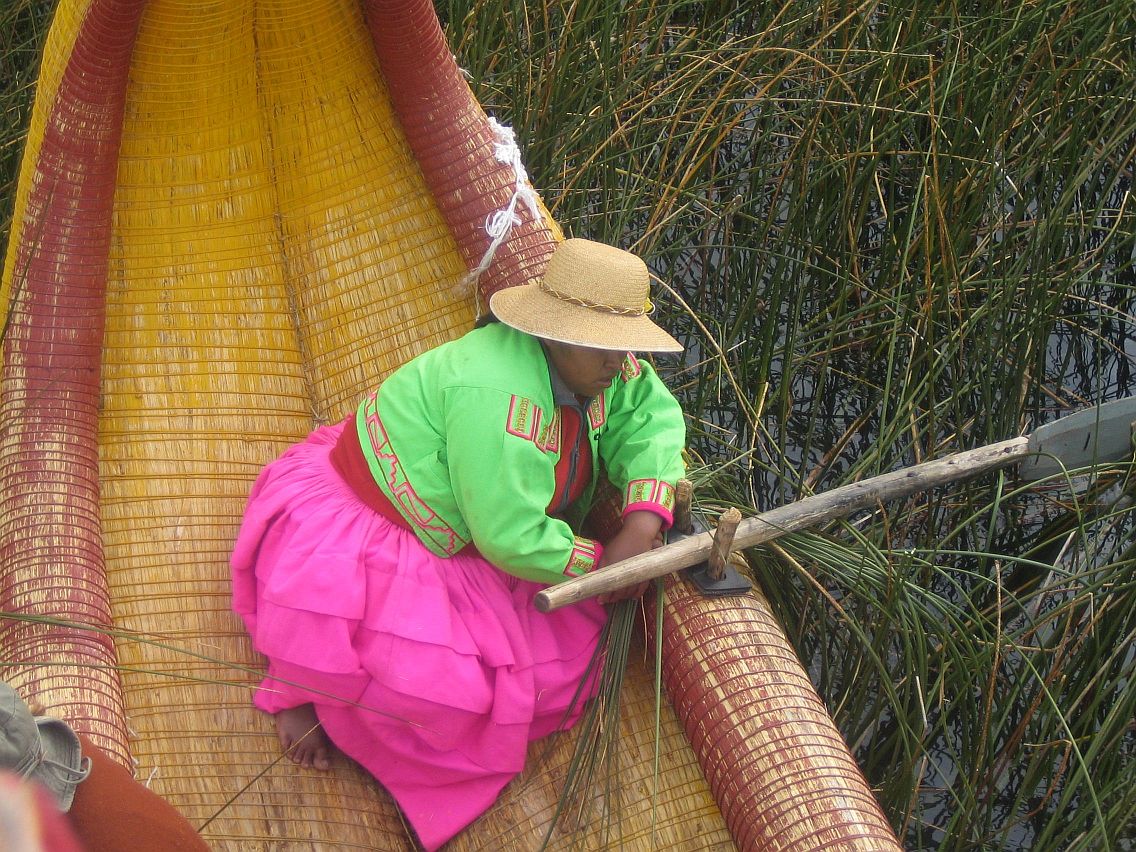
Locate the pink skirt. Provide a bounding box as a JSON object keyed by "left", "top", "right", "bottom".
{"left": 230, "top": 422, "right": 608, "bottom": 850}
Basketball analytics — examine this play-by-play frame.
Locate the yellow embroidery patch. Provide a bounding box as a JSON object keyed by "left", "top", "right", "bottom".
{"left": 620, "top": 353, "right": 642, "bottom": 382}
{"left": 564, "top": 537, "right": 600, "bottom": 578}
{"left": 587, "top": 395, "right": 606, "bottom": 429}
{"left": 506, "top": 395, "right": 542, "bottom": 442}
{"left": 537, "top": 408, "right": 562, "bottom": 453}
{"left": 625, "top": 478, "right": 676, "bottom": 512}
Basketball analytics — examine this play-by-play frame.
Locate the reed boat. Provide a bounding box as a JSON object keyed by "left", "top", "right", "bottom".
{"left": 1, "top": 0, "right": 905, "bottom": 848}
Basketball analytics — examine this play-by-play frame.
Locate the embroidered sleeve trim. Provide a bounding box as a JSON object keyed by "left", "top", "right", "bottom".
{"left": 623, "top": 479, "right": 676, "bottom": 527}
{"left": 361, "top": 392, "right": 469, "bottom": 556}
{"left": 563, "top": 537, "right": 602, "bottom": 579}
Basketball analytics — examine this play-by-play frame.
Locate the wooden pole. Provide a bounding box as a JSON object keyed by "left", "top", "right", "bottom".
{"left": 536, "top": 436, "right": 1030, "bottom": 612}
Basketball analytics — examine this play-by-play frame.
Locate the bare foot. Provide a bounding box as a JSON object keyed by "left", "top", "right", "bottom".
{"left": 275, "top": 704, "right": 332, "bottom": 771}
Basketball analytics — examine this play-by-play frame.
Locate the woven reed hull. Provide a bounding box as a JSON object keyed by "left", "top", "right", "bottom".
{"left": 0, "top": 0, "right": 902, "bottom": 849}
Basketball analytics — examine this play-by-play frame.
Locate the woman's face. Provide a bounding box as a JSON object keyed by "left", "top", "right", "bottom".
{"left": 544, "top": 341, "right": 627, "bottom": 398}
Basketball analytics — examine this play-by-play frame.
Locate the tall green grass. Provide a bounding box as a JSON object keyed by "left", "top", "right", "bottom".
{"left": 0, "top": 0, "right": 54, "bottom": 256}
{"left": 3, "top": 0, "right": 1133, "bottom": 849}
{"left": 441, "top": 0, "right": 1135, "bottom": 848}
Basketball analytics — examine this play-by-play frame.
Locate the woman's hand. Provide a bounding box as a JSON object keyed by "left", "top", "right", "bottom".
{"left": 596, "top": 511, "right": 664, "bottom": 604}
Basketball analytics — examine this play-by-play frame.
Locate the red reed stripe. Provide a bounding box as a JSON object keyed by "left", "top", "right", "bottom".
{"left": 0, "top": 0, "right": 148, "bottom": 766}
{"left": 647, "top": 576, "right": 904, "bottom": 851}
{"left": 362, "top": 0, "right": 557, "bottom": 301}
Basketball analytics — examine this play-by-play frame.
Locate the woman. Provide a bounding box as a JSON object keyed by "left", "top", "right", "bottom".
{"left": 231, "top": 238, "right": 686, "bottom": 849}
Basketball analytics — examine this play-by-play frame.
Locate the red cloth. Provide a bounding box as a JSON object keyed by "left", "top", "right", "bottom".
{"left": 0, "top": 772, "right": 86, "bottom": 852}
{"left": 330, "top": 415, "right": 426, "bottom": 529}
{"left": 330, "top": 416, "right": 482, "bottom": 557}
{"left": 67, "top": 734, "right": 210, "bottom": 852}
{"left": 549, "top": 403, "right": 592, "bottom": 514}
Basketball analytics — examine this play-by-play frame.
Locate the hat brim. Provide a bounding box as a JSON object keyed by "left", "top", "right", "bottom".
{"left": 490, "top": 284, "right": 683, "bottom": 353}
{"left": 34, "top": 717, "right": 87, "bottom": 811}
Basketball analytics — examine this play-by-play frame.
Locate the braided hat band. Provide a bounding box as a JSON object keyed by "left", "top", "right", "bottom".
{"left": 538, "top": 281, "right": 654, "bottom": 317}
{"left": 490, "top": 238, "right": 682, "bottom": 353}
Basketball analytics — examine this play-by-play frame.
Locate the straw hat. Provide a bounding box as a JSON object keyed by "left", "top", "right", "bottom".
{"left": 0, "top": 681, "right": 91, "bottom": 811}
{"left": 490, "top": 239, "right": 683, "bottom": 352}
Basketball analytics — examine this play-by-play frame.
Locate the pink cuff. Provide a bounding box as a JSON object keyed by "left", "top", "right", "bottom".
{"left": 623, "top": 502, "right": 675, "bottom": 530}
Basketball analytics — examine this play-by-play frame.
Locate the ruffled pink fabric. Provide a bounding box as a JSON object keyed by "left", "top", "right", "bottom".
{"left": 231, "top": 422, "right": 607, "bottom": 850}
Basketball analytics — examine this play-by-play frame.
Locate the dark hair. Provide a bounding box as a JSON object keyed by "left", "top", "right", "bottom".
{"left": 474, "top": 311, "right": 500, "bottom": 329}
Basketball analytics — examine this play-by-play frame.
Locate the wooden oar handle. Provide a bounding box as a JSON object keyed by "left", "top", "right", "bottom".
{"left": 535, "top": 437, "right": 1030, "bottom": 612}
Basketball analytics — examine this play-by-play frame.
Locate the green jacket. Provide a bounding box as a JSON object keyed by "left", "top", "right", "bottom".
{"left": 354, "top": 322, "right": 686, "bottom": 584}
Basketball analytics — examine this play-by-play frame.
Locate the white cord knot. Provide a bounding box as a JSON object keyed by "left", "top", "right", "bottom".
{"left": 485, "top": 208, "right": 520, "bottom": 239}
{"left": 462, "top": 117, "right": 542, "bottom": 311}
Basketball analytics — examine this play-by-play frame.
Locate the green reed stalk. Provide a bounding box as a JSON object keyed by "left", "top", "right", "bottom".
{"left": 442, "top": 0, "right": 1136, "bottom": 848}
{"left": 0, "top": 0, "right": 54, "bottom": 256}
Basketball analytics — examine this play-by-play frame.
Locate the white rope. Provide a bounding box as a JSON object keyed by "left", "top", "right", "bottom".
{"left": 462, "top": 117, "right": 542, "bottom": 312}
